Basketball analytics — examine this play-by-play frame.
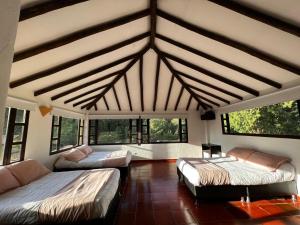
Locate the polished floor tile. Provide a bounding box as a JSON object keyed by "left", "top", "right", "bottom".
{"left": 115, "top": 161, "right": 300, "bottom": 225}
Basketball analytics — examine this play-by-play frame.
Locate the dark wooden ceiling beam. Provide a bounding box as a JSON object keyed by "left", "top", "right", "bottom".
{"left": 186, "top": 95, "right": 192, "bottom": 111}
{"left": 34, "top": 52, "right": 137, "bottom": 96}
{"left": 112, "top": 86, "right": 121, "bottom": 111}
{"left": 52, "top": 70, "right": 121, "bottom": 101}
{"left": 196, "top": 103, "right": 200, "bottom": 111}
{"left": 94, "top": 104, "right": 98, "bottom": 111}
{"left": 103, "top": 96, "right": 109, "bottom": 110}
{"left": 73, "top": 92, "right": 101, "bottom": 107}
{"left": 154, "top": 46, "right": 210, "bottom": 110}
{"left": 162, "top": 51, "right": 259, "bottom": 96}
{"left": 194, "top": 93, "right": 220, "bottom": 107}
{"left": 153, "top": 55, "right": 160, "bottom": 111}
{"left": 157, "top": 9, "right": 300, "bottom": 76}
{"left": 19, "top": 0, "right": 89, "bottom": 21}
{"left": 139, "top": 56, "right": 144, "bottom": 111}
{"left": 208, "top": 0, "right": 300, "bottom": 37}
{"left": 164, "top": 75, "right": 174, "bottom": 111}
{"left": 176, "top": 70, "right": 243, "bottom": 100}
{"left": 174, "top": 86, "right": 184, "bottom": 111}
{"left": 188, "top": 84, "right": 230, "bottom": 104}
{"left": 124, "top": 74, "right": 133, "bottom": 111}
{"left": 82, "top": 44, "right": 150, "bottom": 110}
{"left": 156, "top": 33, "right": 281, "bottom": 88}
{"left": 10, "top": 32, "right": 149, "bottom": 88}
{"left": 150, "top": 0, "right": 157, "bottom": 48}
{"left": 64, "top": 84, "right": 109, "bottom": 104}
{"left": 14, "top": 9, "right": 150, "bottom": 62}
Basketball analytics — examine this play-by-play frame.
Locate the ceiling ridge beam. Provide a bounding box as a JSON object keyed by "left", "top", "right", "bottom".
{"left": 112, "top": 86, "right": 121, "bottom": 111}
{"left": 153, "top": 46, "right": 210, "bottom": 110}
{"left": 194, "top": 93, "right": 220, "bottom": 107}
{"left": 10, "top": 32, "right": 150, "bottom": 88}
{"left": 19, "top": 0, "right": 89, "bottom": 21}
{"left": 174, "top": 86, "right": 184, "bottom": 111}
{"left": 64, "top": 84, "right": 109, "bottom": 104}
{"left": 162, "top": 50, "right": 259, "bottom": 96}
{"left": 73, "top": 92, "right": 102, "bottom": 107}
{"left": 103, "top": 96, "right": 110, "bottom": 111}
{"left": 124, "top": 73, "right": 133, "bottom": 111}
{"left": 82, "top": 44, "right": 150, "bottom": 110}
{"left": 186, "top": 95, "right": 193, "bottom": 111}
{"left": 156, "top": 33, "right": 281, "bottom": 88}
{"left": 52, "top": 70, "right": 121, "bottom": 101}
{"left": 208, "top": 0, "right": 300, "bottom": 37}
{"left": 139, "top": 56, "right": 144, "bottom": 111}
{"left": 188, "top": 84, "right": 230, "bottom": 104}
{"left": 34, "top": 52, "right": 137, "bottom": 96}
{"left": 153, "top": 55, "right": 160, "bottom": 111}
{"left": 176, "top": 70, "right": 243, "bottom": 100}
{"left": 14, "top": 9, "right": 150, "bottom": 62}
{"left": 157, "top": 9, "right": 300, "bottom": 76}
{"left": 164, "top": 74, "right": 174, "bottom": 111}
{"left": 150, "top": 0, "right": 157, "bottom": 48}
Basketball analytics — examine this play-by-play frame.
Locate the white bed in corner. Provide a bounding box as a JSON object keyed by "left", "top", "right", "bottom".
{"left": 54, "top": 150, "right": 132, "bottom": 170}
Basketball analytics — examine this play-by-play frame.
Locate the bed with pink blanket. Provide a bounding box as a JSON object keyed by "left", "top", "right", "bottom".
{"left": 0, "top": 160, "right": 120, "bottom": 224}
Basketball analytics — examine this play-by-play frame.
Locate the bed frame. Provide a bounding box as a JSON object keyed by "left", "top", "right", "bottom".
{"left": 177, "top": 168, "right": 298, "bottom": 201}
{"left": 53, "top": 164, "right": 131, "bottom": 180}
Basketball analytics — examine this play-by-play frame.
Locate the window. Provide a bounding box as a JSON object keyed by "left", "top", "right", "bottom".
{"left": 1, "top": 107, "right": 30, "bottom": 165}
{"left": 149, "top": 118, "right": 188, "bottom": 143}
{"left": 221, "top": 100, "right": 300, "bottom": 139}
{"left": 88, "top": 118, "right": 188, "bottom": 145}
{"left": 50, "top": 116, "right": 84, "bottom": 154}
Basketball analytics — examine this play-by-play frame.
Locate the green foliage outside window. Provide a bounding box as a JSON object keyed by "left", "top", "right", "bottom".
{"left": 227, "top": 100, "right": 300, "bottom": 136}
{"left": 60, "top": 117, "right": 79, "bottom": 149}
{"left": 150, "top": 118, "right": 179, "bottom": 142}
{"left": 98, "top": 119, "right": 130, "bottom": 144}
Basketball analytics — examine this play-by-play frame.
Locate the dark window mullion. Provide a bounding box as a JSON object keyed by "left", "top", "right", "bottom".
{"left": 179, "top": 118, "right": 183, "bottom": 142}
{"left": 20, "top": 110, "right": 30, "bottom": 161}
{"left": 57, "top": 117, "right": 62, "bottom": 150}
{"left": 3, "top": 108, "right": 16, "bottom": 165}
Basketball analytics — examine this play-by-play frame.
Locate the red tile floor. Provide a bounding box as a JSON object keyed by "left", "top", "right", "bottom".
{"left": 115, "top": 161, "right": 300, "bottom": 225}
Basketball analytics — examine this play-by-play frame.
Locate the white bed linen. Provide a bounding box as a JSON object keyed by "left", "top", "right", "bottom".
{"left": 176, "top": 157, "right": 295, "bottom": 186}
{"left": 0, "top": 169, "right": 120, "bottom": 224}
{"left": 55, "top": 150, "right": 132, "bottom": 169}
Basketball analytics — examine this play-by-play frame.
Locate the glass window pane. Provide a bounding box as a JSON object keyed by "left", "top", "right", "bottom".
{"left": 97, "top": 119, "right": 130, "bottom": 144}
{"left": 131, "top": 119, "right": 136, "bottom": 126}
{"left": 15, "top": 110, "right": 25, "bottom": 123}
{"left": 89, "top": 127, "right": 95, "bottom": 135}
{"left": 52, "top": 126, "right": 59, "bottom": 138}
{"left": 182, "top": 134, "right": 187, "bottom": 142}
{"left": 228, "top": 100, "right": 300, "bottom": 136}
{"left": 131, "top": 126, "right": 137, "bottom": 134}
{"left": 150, "top": 118, "right": 180, "bottom": 143}
{"left": 131, "top": 135, "right": 137, "bottom": 143}
{"left": 59, "top": 118, "right": 79, "bottom": 149}
{"left": 1, "top": 108, "right": 10, "bottom": 164}
{"left": 13, "top": 125, "right": 24, "bottom": 142}
{"left": 89, "top": 136, "right": 95, "bottom": 145}
{"left": 53, "top": 116, "right": 59, "bottom": 126}
{"left": 142, "top": 135, "right": 148, "bottom": 143}
{"left": 90, "top": 120, "right": 96, "bottom": 126}
{"left": 80, "top": 127, "right": 83, "bottom": 136}
{"left": 51, "top": 140, "right": 58, "bottom": 152}
{"left": 142, "top": 126, "right": 148, "bottom": 134}
{"left": 10, "top": 144, "right": 22, "bottom": 162}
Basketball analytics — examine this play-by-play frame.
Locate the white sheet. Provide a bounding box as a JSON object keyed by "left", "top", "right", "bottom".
{"left": 55, "top": 150, "right": 132, "bottom": 169}
{"left": 177, "top": 157, "right": 296, "bottom": 186}
{"left": 0, "top": 169, "right": 120, "bottom": 224}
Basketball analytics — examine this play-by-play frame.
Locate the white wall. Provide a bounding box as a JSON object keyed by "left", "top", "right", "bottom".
{"left": 92, "top": 111, "right": 204, "bottom": 160}
{"left": 0, "top": 0, "right": 20, "bottom": 157}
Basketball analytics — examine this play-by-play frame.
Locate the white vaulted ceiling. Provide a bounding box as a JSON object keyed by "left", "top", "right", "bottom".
{"left": 8, "top": 0, "right": 300, "bottom": 114}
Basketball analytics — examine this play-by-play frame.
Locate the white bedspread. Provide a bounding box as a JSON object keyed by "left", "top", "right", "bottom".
{"left": 55, "top": 150, "right": 132, "bottom": 169}
{"left": 177, "top": 157, "right": 295, "bottom": 186}
{"left": 0, "top": 169, "right": 120, "bottom": 224}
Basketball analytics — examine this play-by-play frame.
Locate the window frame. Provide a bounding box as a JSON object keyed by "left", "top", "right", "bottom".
{"left": 49, "top": 116, "right": 84, "bottom": 155}
{"left": 88, "top": 118, "right": 188, "bottom": 145}
{"left": 2, "top": 108, "right": 30, "bottom": 165}
{"left": 221, "top": 100, "right": 300, "bottom": 139}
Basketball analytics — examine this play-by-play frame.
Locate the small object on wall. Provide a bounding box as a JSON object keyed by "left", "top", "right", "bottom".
{"left": 39, "top": 105, "right": 52, "bottom": 117}
{"left": 201, "top": 110, "right": 216, "bottom": 120}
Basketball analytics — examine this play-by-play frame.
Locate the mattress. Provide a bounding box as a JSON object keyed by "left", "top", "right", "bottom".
{"left": 55, "top": 150, "right": 132, "bottom": 169}
{"left": 176, "top": 157, "right": 296, "bottom": 186}
{"left": 0, "top": 168, "right": 120, "bottom": 224}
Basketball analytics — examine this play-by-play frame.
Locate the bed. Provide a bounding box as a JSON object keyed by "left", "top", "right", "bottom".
{"left": 176, "top": 148, "right": 297, "bottom": 201}
{"left": 54, "top": 146, "right": 132, "bottom": 178}
{"left": 0, "top": 160, "right": 121, "bottom": 225}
